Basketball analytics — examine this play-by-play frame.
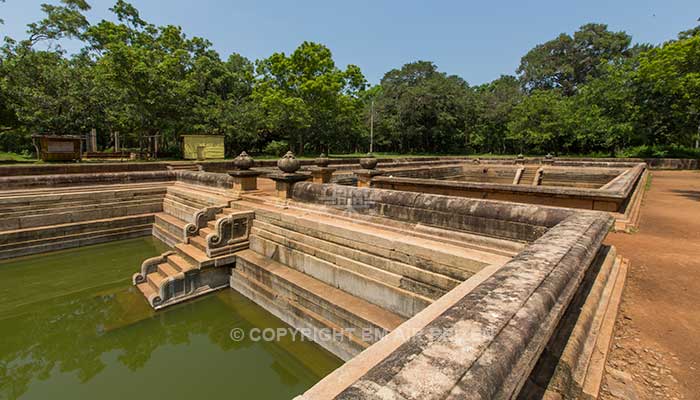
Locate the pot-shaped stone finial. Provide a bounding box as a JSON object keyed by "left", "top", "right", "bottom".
{"left": 545, "top": 153, "right": 553, "bottom": 160}
{"left": 315, "top": 153, "right": 330, "bottom": 167}
{"left": 359, "top": 153, "right": 378, "bottom": 170}
{"left": 233, "top": 151, "right": 254, "bottom": 170}
{"left": 517, "top": 153, "right": 525, "bottom": 159}
{"left": 277, "top": 151, "right": 300, "bottom": 173}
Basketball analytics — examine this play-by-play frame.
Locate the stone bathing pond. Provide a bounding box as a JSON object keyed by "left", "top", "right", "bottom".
{"left": 0, "top": 237, "right": 341, "bottom": 400}
{"left": 0, "top": 155, "right": 650, "bottom": 399}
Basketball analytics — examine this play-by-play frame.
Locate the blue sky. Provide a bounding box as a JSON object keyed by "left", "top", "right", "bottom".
{"left": 1, "top": 0, "right": 697, "bottom": 85}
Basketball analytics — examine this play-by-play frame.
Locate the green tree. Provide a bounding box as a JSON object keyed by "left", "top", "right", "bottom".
{"left": 571, "top": 60, "right": 637, "bottom": 155}
{"left": 253, "top": 41, "right": 366, "bottom": 155}
{"left": 518, "top": 23, "right": 632, "bottom": 95}
{"left": 635, "top": 34, "right": 700, "bottom": 148}
{"left": 507, "top": 90, "right": 573, "bottom": 155}
{"left": 473, "top": 75, "right": 523, "bottom": 154}
{"left": 372, "top": 61, "right": 477, "bottom": 153}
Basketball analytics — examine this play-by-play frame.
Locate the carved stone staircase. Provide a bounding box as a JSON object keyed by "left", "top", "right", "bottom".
{"left": 518, "top": 167, "right": 542, "bottom": 186}
{"left": 133, "top": 183, "right": 253, "bottom": 309}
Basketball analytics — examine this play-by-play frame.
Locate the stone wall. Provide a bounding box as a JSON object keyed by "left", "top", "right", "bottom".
{"left": 174, "top": 170, "right": 235, "bottom": 190}
{"left": 0, "top": 162, "right": 169, "bottom": 176}
{"left": 292, "top": 182, "right": 576, "bottom": 242}
{"left": 0, "top": 170, "right": 175, "bottom": 190}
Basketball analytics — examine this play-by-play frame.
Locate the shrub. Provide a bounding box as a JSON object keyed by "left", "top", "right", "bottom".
{"left": 620, "top": 145, "right": 700, "bottom": 159}
{"left": 263, "top": 140, "right": 290, "bottom": 157}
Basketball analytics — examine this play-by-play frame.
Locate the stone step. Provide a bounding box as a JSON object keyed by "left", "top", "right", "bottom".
{"left": 0, "top": 201, "right": 162, "bottom": 231}
{"left": 0, "top": 191, "right": 165, "bottom": 213}
{"left": 0, "top": 224, "right": 152, "bottom": 260}
{"left": 236, "top": 250, "right": 405, "bottom": 334}
{"left": 0, "top": 223, "right": 153, "bottom": 252}
{"left": 136, "top": 281, "right": 158, "bottom": 302}
{"left": 198, "top": 226, "right": 213, "bottom": 239}
{"left": 251, "top": 222, "right": 454, "bottom": 299}
{"left": 164, "top": 193, "right": 209, "bottom": 211}
{"left": 244, "top": 200, "right": 498, "bottom": 281}
{"left": 204, "top": 208, "right": 238, "bottom": 230}
{"left": 162, "top": 198, "right": 199, "bottom": 224}
{"left": 152, "top": 224, "right": 184, "bottom": 248}
{"left": 174, "top": 242, "right": 211, "bottom": 267}
{"left": 0, "top": 196, "right": 164, "bottom": 219}
{"left": 234, "top": 198, "right": 520, "bottom": 257}
{"left": 167, "top": 254, "right": 196, "bottom": 273}
{"left": 135, "top": 252, "right": 229, "bottom": 310}
{"left": 0, "top": 214, "right": 153, "bottom": 244}
{"left": 153, "top": 212, "right": 187, "bottom": 240}
{"left": 232, "top": 274, "right": 369, "bottom": 361}
{"left": 147, "top": 269, "right": 168, "bottom": 288}
{"left": 173, "top": 182, "right": 234, "bottom": 199}
{"left": 0, "top": 184, "right": 168, "bottom": 204}
{"left": 166, "top": 184, "right": 231, "bottom": 208}
{"left": 249, "top": 234, "right": 432, "bottom": 319}
{"left": 233, "top": 250, "right": 405, "bottom": 359}
{"left": 157, "top": 262, "right": 182, "bottom": 278}
{"left": 188, "top": 235, "right": 208, "bottom": 252}
{"left": 251, "top": 217, "right": 463, "bottom": 292}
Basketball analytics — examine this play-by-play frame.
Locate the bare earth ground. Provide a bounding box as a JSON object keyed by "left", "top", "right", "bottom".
{"left": 602, "top": 170, "right": 700, "bottom": 400}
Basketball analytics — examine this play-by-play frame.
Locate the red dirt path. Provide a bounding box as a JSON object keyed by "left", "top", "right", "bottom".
{"left": 603, "top": 170, "right": 700, "bottom": 399}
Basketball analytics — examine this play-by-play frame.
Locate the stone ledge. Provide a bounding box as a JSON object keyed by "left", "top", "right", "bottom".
{"left": 292, "top": 183, "right": 577, "bottom": 242}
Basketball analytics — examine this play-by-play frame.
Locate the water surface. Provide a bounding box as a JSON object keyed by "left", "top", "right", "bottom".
{"left": 0, "top": 237, "right": 341, "bottom": 400}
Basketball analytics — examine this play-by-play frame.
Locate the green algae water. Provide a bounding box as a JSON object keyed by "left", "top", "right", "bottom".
{"left": 0, "top": 237, "right": 342, "bottom": 400}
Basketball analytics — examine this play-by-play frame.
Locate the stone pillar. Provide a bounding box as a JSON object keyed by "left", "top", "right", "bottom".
{"left": 354, "top": 153, "right": 383, "bottom": 188}
{"left": 228, "top": 151, "right": 261, "bottom": 195}
{"left": 310, "top": 153, "right": 335, "bottom": 184}
{"left": 354, "top": 169, "right": 384, "bottom": 188}
{"left": 269, "top": 151, "right": 310, "bottom": 200}
{"left": 269, "top": 173, "right": 311, "bottom": 199}
{"left": 229, "top": 170, "right": 262, "bottom": 192}
{"left": 310, "top": 168, "right": 335, "bottom": 184}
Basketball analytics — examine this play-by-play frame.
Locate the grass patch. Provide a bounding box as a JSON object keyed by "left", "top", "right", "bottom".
{"left": 0, "top": 152, "right": 35, "bottom": 164}
{"left": 644, "top": 173, "right": 653, "bottom": 191}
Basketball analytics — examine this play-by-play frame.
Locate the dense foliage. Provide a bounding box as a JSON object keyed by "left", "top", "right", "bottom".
{"left": 0, "top": 1, "right": 698, "bottom": 158}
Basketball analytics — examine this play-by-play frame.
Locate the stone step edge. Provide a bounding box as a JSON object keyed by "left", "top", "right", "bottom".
{"left": 0, "top": 225, "right": 152, "bottom": 260}
{"left": 252, "top": 212, "right": 485, "bottom": 282}
{"left": 233, "top": 267, "right": 383, "bottom": 346}
{"left": 0, "top": 182, "right": 171, "bottom": 201}
{"left": 0, "top": 197, "right": 164, "bottom": 219}
{"left": 0, "top": 223, "right": 154, "bottom": 251}
{"left": 235, "top": 197, "right": 520, "bottom": 257}
{"left": 252, "top": 219, "right": 459, "bottom": 293}
{"left": 237, "top": 199, "right": 504, "bottom": 271}
{"left": 235, "top": 251, "right": 403, "bottom": 333}
{"left": 249, "top": 236, "right": 432, "bottom": 319}
{"left": 231, "top": 270, "right": 369, "bottom": 361}
{"left": 0, "top": 213, "right": 155, "bottom": 238}
{"left": 0, "top": 191, "right": 165, "bottom": 211}
{"left": 251, "top": 226, "right": 448, "bottom": 301}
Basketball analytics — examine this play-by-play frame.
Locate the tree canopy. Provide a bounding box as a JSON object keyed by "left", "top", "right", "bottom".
{"left": 1, "top": 2, "right": 698, "bottom": 158}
